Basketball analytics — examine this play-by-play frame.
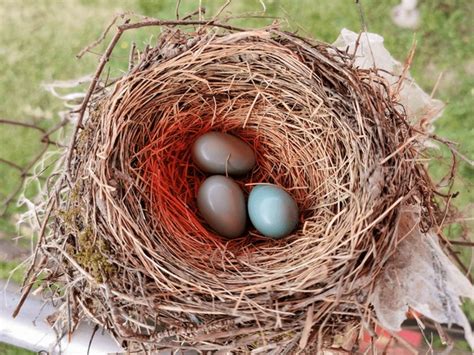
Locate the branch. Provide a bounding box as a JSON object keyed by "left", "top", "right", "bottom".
{"left": 0, "top": 118, "right": 47, "bottom": 134}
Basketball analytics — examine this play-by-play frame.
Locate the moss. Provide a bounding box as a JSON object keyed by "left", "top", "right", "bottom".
{"left": 69, "top": 182, "right": 81, "bottom": 202}
{"left": 75, "top": 227, "right": 116, "bottom": 283}
{"left": 58, "top": 202, "right": 116, "bottom": 283}
{"left": 56, "top": 184, "right": 84, "bottom": 230}
{"left": 57, "top": 206, "right": 81, "bottom": 228}
{"left": 76, "top": 123, "right": 92, "bottom": 151}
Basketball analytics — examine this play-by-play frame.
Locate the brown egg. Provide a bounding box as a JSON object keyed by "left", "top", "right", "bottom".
{"left": 192, "top": 132, "right": 256, "bottom": 175}
{"left": 197, "top": 175, "right": 246, "bottom": 238}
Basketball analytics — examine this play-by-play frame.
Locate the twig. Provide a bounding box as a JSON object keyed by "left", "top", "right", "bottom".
{"left": 66, "top": 19, "right": 130, "bottom": 173}
{"left": 429, "top": 133, "right": 474, "bottom": 166}
{"left": 0, "top": 157, "right": 24, "bottom": 172}
{"left": 13, "top": 193, "right": 57, "bottom": 318}
{"left": 212, "top": 0, "right": 231, "bottom": 21}
{"left": 0, "top": 117, "right": 67, "bottom": 212}
{"left": 448, "top": 240, "right": 474, "bottom": 247}
{"left": 128, "top": 41, "right": 136, "bottom": 71}
{"left": 0, "top": 118, "right": 47, "bottom": 134}
{"left": 0, "top": 137, "right": 50, "bottom": 214}
{"left": 182, "top": 7, "right": 205, "bottom": 21}
{"left": 175, "top": 0, "right": 181, "bottom": 20}
{"left": 76, "top": 13, "right": 126, "bottom": 59}
{"left": 118, "top": 18, "right": 247, "bottom": 32}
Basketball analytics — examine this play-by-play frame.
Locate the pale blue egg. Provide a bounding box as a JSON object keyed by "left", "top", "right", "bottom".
{"left": 248, "top": 184, "right": 299, "bottom": 239}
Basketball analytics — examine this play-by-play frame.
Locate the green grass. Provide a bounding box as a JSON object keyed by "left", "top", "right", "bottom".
{"left": 0, "top": 261, "right": 26, "bottom": 285}
{"left": 0, "top": 343, "right": 34, "bottom": 355}
{"left": 0, "top": 0, "right": 472, "bottom": 352}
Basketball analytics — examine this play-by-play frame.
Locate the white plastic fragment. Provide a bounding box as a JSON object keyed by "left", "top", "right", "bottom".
{"left": 370, "top": 207, "right": 474, "bottom": 350}
{"left": 333, "top": 29, "right": 474, "bottom": 350}
{"left": 333, "top": 28, "right": 444, "bottom": 135}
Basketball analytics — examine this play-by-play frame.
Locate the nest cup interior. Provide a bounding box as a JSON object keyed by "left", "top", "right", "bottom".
{"left": 72, "top": 30, "right": 429, "bottom": 345}
{"left": 102, "top": 35, "right": 402, "bottom": 288}
{"left": 103, "top": 35, "right": 405, "bottom": 286}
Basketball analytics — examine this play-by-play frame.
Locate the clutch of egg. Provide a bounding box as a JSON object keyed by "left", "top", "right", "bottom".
{"left": 193, "top": 131, "right": 298, "bottom": 239}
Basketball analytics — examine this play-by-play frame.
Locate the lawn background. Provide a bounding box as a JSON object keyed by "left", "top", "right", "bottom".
{"left": 0, "top": 0, "right": 472, "bottom": 353}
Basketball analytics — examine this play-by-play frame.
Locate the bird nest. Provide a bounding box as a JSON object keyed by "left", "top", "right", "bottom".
{"left": 14, "top": 14, "right": 456, "bottom": 354}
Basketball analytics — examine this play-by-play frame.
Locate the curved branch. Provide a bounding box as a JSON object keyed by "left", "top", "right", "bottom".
{"left": 0, "top": 118, "right": 47, "bottom": 134}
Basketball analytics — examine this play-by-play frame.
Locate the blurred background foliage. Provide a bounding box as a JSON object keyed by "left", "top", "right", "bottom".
{"left": 0, "top": 0, "right": 472, "bottom": 353}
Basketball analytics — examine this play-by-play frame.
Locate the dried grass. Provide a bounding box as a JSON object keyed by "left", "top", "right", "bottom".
{"left": 15, "top": 15, "right": 443, "bottom": 353}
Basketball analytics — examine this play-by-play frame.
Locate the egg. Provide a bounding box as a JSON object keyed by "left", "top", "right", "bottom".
{"left": 197, "top": 175, "right": 247, "bottom": 238}
{"left": 192, "top": 132, "right": 256, "bottom": 175}
{"left": 248, "top": 184, "right": 299, "bottom": 239}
